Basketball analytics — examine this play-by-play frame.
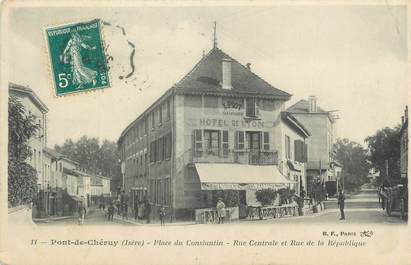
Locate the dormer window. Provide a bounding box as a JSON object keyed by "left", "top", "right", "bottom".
{"left": 245, "top": 98, "right": 259, "bottom": 118}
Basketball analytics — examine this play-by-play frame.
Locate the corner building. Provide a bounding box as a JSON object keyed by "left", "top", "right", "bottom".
{"left": 118, "top": 48, "right": 308, "bottom": 221}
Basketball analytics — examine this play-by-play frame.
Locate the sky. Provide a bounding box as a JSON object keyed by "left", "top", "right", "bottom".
{"left": 7, "top": 4, "right": 408, "bottom": 147}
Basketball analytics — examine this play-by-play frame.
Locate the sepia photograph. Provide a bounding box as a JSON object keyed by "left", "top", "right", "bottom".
{"left": 0, "top": 1, "right": 409, "bottom": 265}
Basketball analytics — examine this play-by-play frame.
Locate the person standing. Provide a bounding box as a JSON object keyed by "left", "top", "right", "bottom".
{"left": 337, "top": 190, "right": 346, "bottom": 220}
{"left": 216, "top": 198, "right": 226, "bottom": 224}
{"left": 77, "top": 201, "right": 86, "bottom": 225}
{"left": 107, "top": 202, "right": 114, "bottom": 221}
{"left": 159, "top": 207, "right": 166, "bottom": 226}
{"left": 145, "top": 200, "right": 151, "bottom": 224}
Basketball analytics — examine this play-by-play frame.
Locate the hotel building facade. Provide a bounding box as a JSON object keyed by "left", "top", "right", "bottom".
{"left": 118, "top": 48, "right": 309, "bottom": 220}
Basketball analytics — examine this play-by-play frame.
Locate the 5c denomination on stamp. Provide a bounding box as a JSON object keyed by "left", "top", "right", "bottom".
{"left": 45, "top": 19, "right": 110, "bottom": 96}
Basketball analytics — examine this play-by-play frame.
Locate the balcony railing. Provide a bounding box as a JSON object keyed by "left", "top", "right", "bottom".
{"left": 191, "top": 149, "right": 278, "bottom": 165}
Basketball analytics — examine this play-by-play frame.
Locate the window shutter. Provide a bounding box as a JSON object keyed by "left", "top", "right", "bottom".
{"left": 303, "top": 143, "right": 308, "bottom": 162}
{"left": 294, "top": 140, "right": 299, "bottom": 162}
{"left": 256, "top": 99, "right": 261, "bottom": 116}
{"left": 194, "top": 129, "right": 203, "bottom": 157}
{"left": 236, "top": 131, "right": 245, "bottom": 150}
{"left": 222, "top": 130, "right": 229, "bottom": 157}
{"left": 263, "top": 132, "right": 270, "bottom": 150}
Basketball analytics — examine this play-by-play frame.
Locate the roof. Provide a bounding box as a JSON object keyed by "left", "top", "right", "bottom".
{"left": 9, "top": 82, "right": 49, "bottom": 113}
{"left": 62, "top": 168, "right": 78, "bottom": 176}
{"left": 194, "top": 163, "right": 296, "bottom": 190}
{"left": 174, "top": 48, "right": 291, "bottom": 98}
{"left": 118, "top": 47, "right": 292, "bottom": 144}
{"left": 43, "top": 147, "right": 64, "bottom": 159}
{"left": 281, "top": 112, "right": 311, "bottom": 138}
{"left": 287, "top": 99, "right": 327, "bottom": 114}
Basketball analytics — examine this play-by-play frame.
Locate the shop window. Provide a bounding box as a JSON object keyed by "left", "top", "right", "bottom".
{"left": 194, "top": 129, "right": 203, "bottom": 157}
{"left": 236, "top": 131, "right": 245, "bottom": 150}
{"left": 263, "top": 132, "right": 270, "bottom": 150}
{"left": 204, "top": 130, "right": 220, "bottom": 155}
{"left": 285, "top": 135, "right": 291, "bottom": 159}
{"left": 222, "top": 130, "right": 229, "bottom": 157}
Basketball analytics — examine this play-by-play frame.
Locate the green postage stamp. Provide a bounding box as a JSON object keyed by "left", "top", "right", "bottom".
{"left": 45, "top": 19, "right": 110, "bottom": 96}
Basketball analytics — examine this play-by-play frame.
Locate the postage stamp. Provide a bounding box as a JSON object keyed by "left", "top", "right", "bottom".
{"left": 45, "top": 19, "right": 110, "bottom": 96}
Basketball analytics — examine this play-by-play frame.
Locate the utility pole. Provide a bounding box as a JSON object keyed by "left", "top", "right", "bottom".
{"left": 213, "top": 21, "right": 217, "bottom": 49}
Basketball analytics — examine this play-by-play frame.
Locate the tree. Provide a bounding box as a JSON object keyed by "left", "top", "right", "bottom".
{"left": 365, "top": 126, "right": 401, "bottom": 185}
{"left": 255, "top": 189, "right": 277, "bottom": 206}
{"left": 334, "top": 138, "right": 371, "bottom": 191}
{"left": 8, "top": 96, "right": 40, "bottom": 207}
{"left": 55, "top": 136, "right": 120, "bottom": 180}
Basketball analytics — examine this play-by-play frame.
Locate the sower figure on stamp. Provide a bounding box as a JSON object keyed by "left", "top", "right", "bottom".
{"left": 216, "top": 198, "right": 226, "bottom": 224}
{"left": 338, "top": 190, "right": 346, "bottom": 220}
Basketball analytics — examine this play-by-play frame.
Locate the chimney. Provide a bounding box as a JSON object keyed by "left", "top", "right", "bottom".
{"left": 308, "top": 96, "right": 317, "bottom": 113}
{"left": 222, "top": 58, "right": 232, "bottom": 90}
{"left": 246, "top": 63, "right": 251, "bottom": 70}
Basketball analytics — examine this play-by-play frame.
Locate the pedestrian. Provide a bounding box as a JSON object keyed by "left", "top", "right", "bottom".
{"left": 122, "top": 202, "right": 128, "bottom": 220}
{"left": 134, "top": 200, "right": 139, "bottom": 221}
{"left": 145, "top": 201, "right": 151, "bottom": 224}
{"left": 159, "top": 206, "right": 166, "bottom": 226}
{"left": 77, "top": 201, "right": 86, "bottom": 225}
{"left": 337, "top": 190, "right": 345, "bottom": 220}
{"left": 107, "top": 202, "right": 115, "bottom": 221}
{"left": 216, "top": 198, "right": 226, "bottom": 224}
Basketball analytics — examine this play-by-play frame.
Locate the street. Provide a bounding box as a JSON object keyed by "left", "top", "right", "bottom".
{"left": 36, "top": 209, "right": 134, "bottom": 226}
{"left": 241, "top": 188, "right": 407, "bottom": 225}
{"left": 36, "top": 188, "right": 407, "bottom": 227}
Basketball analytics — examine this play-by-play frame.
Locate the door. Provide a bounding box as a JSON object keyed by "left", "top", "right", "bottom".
{"left": 246, "top": 132, "right": 261, "bottom": 164}
{"left": 239, "top": 190, "right": 248, "bottom": 219}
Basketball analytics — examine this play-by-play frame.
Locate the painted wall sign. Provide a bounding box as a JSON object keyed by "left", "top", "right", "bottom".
{"left": 199, "top": 118, "right": 272, "bottom": 129}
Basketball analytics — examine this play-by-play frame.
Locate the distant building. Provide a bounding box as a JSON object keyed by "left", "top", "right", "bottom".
{"left": 118, "top": 47, "right": 307, "bottom": 221}
{"left": 287, "top": 96, "right": 341, "bottom": 196}
{"left": 400, "top": 106, "right": 408, "bottom": 179}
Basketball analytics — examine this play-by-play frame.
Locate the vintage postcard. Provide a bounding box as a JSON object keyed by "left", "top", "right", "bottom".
{"left": 0, "top": 1, "right": 410, "bottom": 265}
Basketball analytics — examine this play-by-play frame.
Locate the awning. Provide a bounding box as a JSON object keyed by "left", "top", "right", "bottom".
{"left": 194, "top": 163, "right": 296, "bottom": 190}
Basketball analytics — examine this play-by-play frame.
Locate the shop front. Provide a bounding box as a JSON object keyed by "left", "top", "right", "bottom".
{"left": 193, "top": 163, "right": 295, "bottom": 222}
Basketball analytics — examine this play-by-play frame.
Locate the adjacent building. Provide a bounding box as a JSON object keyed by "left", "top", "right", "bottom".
{"left": 400, "top": 106, "right": 408, "bottom": 180}
{"left": 287, "top": 96, "right": 341, "bottom": 196}
{"left": 118, "top": 47, "right": 311, "bottom": 221}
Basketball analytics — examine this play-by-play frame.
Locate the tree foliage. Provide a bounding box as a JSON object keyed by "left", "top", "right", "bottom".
{"left": 365, "top": 126, "right": 401, "bottom": 184}
{"left": 54, "top": 136, "right": 120, "bottom": 180}
{"left": 8, "top": 96, "right": 40, "bottom": 207}
{"left": 334, "top": 138, "right": 371, "bottom": 191}
{"left": 255, "top": 189, "right": 277, "bottom": 206}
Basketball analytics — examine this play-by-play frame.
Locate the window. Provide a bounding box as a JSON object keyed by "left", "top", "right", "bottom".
{"left": 194, "top": 130, "right": 203, "bottom": 157}
{"left": 159, "top": 105, "right": 163, "bottom": 125}
{"left": 151, "top": 112, "right": 155, "bottom": 129}
{"left": 285, "top": 135, "right": 291, "bottom": 159}
{"left": 158, "top": 137, "right": 164, "bottom": 161}
{"left": 204, "top": 96, "right": 219, "bottom": 115}
{"left": 150, "top": 141, "right": 155, "bottom": 163}
{"left": 246, "top": 98, "right": 257, "bottom": 117}
{"left": 145, "top": 118, "right": 148, "bottom": 135}
{"left": 222, "top": 131, "right": 229, "bottom": 157}
{"left": 204, "top": 130, "right": 220, "bottom": 155}
{"left": 247, "top": 132, "right": 261, "bottom": 150}
{"left": 263, "top": 132, "right": 270, "bottom": 150}
{"left": 166, "top": 100, "right": 171, "bottom": 120}
{"left": 164, "top": 133, "right": 171, "bottom": 160}
{"left": 236, "top": 131, "right": 245, "bottom": 150}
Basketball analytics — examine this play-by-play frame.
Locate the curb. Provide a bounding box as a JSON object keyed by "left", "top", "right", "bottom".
{"left": 113, "top": 215, "right": 196, "bottom": 226}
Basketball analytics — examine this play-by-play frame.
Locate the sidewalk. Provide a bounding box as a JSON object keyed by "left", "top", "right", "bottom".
{"left": 33, "top": 207, "right": 97, "bottom": 223}
{"left": 112, "top": 214, "right": 196, "bottom": 226}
